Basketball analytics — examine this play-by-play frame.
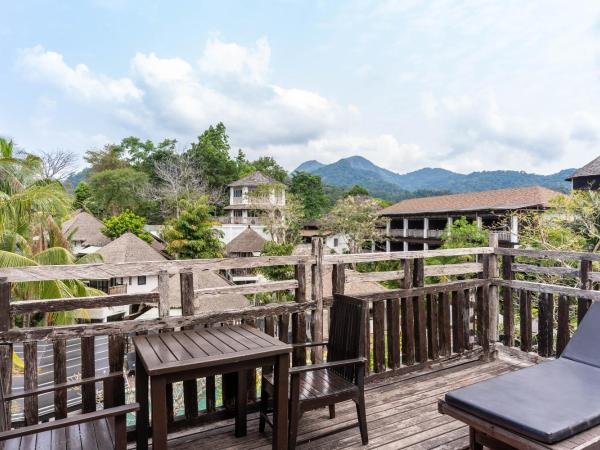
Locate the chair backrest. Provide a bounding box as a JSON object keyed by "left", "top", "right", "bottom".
{"left": 328, "top": 294, "right": 369, "bottom": 381}
{"left": 561, "top": 301, "right": 600, "bottom": 368}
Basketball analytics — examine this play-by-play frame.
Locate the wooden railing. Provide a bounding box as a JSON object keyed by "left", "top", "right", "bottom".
{"left": 0, "top": 236, "right": 597, "bottom": 437}
{"left": 493, "top": 247, "right": 599, "bottom": 358}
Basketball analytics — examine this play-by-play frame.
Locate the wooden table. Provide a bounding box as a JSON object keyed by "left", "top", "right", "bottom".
{"left": 134, "top": 325, "right": 291, "bottom": 450}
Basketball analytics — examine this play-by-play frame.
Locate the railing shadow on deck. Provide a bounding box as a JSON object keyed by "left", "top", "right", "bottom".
{"left": 0, "top": 235, "right": 598, "bottom": 441}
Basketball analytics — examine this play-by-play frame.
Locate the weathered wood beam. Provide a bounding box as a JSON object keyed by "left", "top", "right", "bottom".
{"left": 0, "top": 255, "right": 316, "bottom": 282}
{"left": 323, "top": 247, "right": 494, "bottom": 264}
{"left": 496, "top": 247, "right": 600, "bottom": 262}
{"left": 494, "top": 278, "right": 600, "bottom": 302}
{"left": 9, "top": 292, "right": 159, "bottom": 315}
{"left": 194, "top": 280, "right": 298, "bottom": 298}
{"left": 0, "top": 301, "right": 320, "bottom": 342}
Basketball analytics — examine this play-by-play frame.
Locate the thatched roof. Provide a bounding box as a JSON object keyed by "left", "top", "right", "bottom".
{"left": 566, "top": 155, "right": 600, "bottom": 180}
{"left": 163, "top": 269, "right": 250, "bottom": 312}
{"left": 227, "top": 171, "right": 277, "bottom": 187}
{"left": 62, "top": 211, "right": 111, "bottom": 247}
{"left": 226, "top": 227, "right": 266, "bottom": 254}
{"left": 98, "top": 232, "right": 166, "bottom": 264}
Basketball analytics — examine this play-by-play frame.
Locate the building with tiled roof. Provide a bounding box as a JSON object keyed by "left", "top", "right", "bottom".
{"left": 380, "top": 186, "right": 563, "bottom": 251}
{"left": 566, "top": 156, "right": 600, "bottom": 190}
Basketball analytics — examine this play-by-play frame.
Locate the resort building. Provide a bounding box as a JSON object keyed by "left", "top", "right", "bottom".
{"left": 62, "top": 211, "right": 111, "bottom": 255}
{"left": 216, "top": 171, "right": 279, "bottom": 245}
{"left": 301, "top": 220, "right": 350, "bottom": 254}
{"left": 380, "top": 186, "right": 562, "bottom": 251}
{"left": 566, "top": 155, "right": 600, "bottom": 190}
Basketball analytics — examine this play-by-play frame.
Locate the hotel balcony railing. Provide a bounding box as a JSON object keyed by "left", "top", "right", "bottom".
{"left": 217, "top": 216, "right": 264, "bottom": 225}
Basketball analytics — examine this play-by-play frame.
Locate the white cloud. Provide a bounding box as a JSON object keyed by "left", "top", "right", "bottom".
{"left": 18, "top": 45, "right": 143, "bottom": 103}
{"left": 198, "top": 37, "right": 270, "bottom": 84}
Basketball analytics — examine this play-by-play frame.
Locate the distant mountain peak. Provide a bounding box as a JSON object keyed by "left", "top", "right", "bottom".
{"left": 293, "top": 160, "right": 325, "bottom": 173}
{"left": 293, "top": 155, "right": 573, "bottom": 202}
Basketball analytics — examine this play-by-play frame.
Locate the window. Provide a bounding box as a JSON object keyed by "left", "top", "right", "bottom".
{"left": 333, "top": 238, "right": 339, "bottom": 247}
{"left": 128, "top": 277, "right": 132, "bottom": 285}
{"left": 137, "top": 276, "right": 147, "bottom": 286}
{"left": 233, "top": 189, "right": 243, "bottom": 198}
{"left": 234, "top": 210, "right": 243, "bottom": 217}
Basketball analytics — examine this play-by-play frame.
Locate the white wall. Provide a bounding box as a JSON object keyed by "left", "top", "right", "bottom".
{"left": 325, "top": 233, "right": 350, "bottom": 254}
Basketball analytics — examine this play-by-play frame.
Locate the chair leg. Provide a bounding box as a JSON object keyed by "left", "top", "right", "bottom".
{"left": 356, "top": 394, "right": 368, "bottom": 445}
{"left": 328, "top": 404, "right": 336, "bottom": 419}
{"left": 289, "top": 374, "right": 301, "bottom": 450}
{"left": 259, "top": 382, "right": 268, "bottom": 433}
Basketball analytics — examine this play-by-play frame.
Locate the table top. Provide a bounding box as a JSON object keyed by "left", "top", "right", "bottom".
{"left": 133, "top": 325, "right": 291, "bottom": 375}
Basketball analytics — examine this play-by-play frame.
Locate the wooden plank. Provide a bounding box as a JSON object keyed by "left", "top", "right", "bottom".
{"left": 292, "top": 264, "right": 308, "bottom": 366}
{"left": 157, "top": 269, "right": 170, "bottom": 319}
{"left": 345, "top": 262, "right": 483, "bottom": 283}
{"left": 479, "top": 285, "right": 489, "bottom": 354}
{"left": 323, "top": 247, "right": 494, "bottom": 264}
{"left": 556, "top": 294, "right": 570, "bottom": 356}
{"left": 81, "top": 336, "right": 96, "bottom": 413}
{"left": 0, "top": 278, "right": 10, "bottom": 332}
{"left": 9, "top": 292, "right": 159, "bottom": 315}
{"left": 0, "top": 277, "right": 11, "bottom": 431}
{"left": 386, "top": 296, "right": 400, "bottom": 370}
{"left": 493, "top": 279, "right": 600, "bottom": 302}
{"left": 438, "top": 291, "right": 451, "bottom": 357}
{"left": 401, "top": 259, "right": 415, "bottom": 366}
{"left": 578, "top": 259, "right": 592, "bottom": 324}
{"left": 453, "top": 290, "right": 465, "bottom": 353}
{"left": 332, "top": 264, "right": 345, "bottom": 295}
{"left": 413, "top": 259, "right": 427, "bottom": 363}
{"left": 0, "top": 255, "right": 316, "bottom": 282}
{"left": 180, "top": 269, "right": 199, "bottom": 422}
{"left": 487, "top": 234, "right": 500, "bottom": 343}
{"left": 373, "top": 301, "right": 386, "bottom": 373}
{"left": 358, "top": 279, "right": 489, "bottom": 303}
{"left": 0, "top": 300, "right": 320, "bottom": 342}
{"left": 426, "top": 294, "right": 439, "bottom": 360}
{"left": 463, "top": 289, "right": 471, "bottom": 351}
{"left": 194, "top": 280, "right": 298, "bottom": 298}
{"left": 53, "top": 339, "right": 67, "bottom": 419}
{"left": 502, "top": 255, "right": 514, "bottom": 347}
{"left": 311, "top": 237, "right": 324, "bottom": 363}
{"left": 512, "top": 263, "right": 578, "bottom": 277}
{"left": 520, "top": 290, "right": 532, "bottom": 352}
{"left": 496, "top": 247, "right": 600, "bottom": 262}
{"left": 24, "top": 341, "right": 38, "bottom": 425}
{"left": 107, "top": 335, "right": 125, "bottom": 408}
{"left": 278, "top": 314, "right": 289, "bottom": 344}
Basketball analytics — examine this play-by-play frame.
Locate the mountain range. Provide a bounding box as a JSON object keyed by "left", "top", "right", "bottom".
{"left": 294, "top": 156, "right": 574, "bottom": 202}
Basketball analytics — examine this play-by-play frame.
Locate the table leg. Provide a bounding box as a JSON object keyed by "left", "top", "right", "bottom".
{"left": 273, "top": 353, "right": 290, "bottom": 450}
{"left": 151, "top": 376, "right": 168, "bottom": 450}
{"left": 135, "top": 353, "right": 149, "bottom": 450}
{"left": 235, "top": 370, "right": 248, "bottom": 437}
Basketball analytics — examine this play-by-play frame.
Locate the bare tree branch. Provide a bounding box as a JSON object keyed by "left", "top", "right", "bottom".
{"left": 38, "top": 150, "right": 77, "bottom": 181}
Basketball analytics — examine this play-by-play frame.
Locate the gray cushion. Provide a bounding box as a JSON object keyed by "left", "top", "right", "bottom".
{"left": 561, "top": 301, "right": 600, "bottom": 368}
{"left": 446, "top": 358, "right": 600, "bottom": 443}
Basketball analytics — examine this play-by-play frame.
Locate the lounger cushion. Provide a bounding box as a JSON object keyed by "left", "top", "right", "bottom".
{"left": 445, "top": 358, "right": 600, "bottom": 443}
{"left": 561, "top": 302, "right": 600, "bottom": 368}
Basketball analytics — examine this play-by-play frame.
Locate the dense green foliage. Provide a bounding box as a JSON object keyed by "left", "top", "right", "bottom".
{"left": 73, "top": 182, "right": 91, "bottom": 209}
{"left": 163, "top": 199, "right": 224, "bottom": 259}
{"left": 345, "top": 185, "right": 370, "bottom": 197}
{"left": 289, "top": 171, "right": 330, "bottom": 220}
{"left": 87, "top": 167, "right": 149, "bottom": 217}
{"left": 440, "top": 217, "right": 489, "bottom": 249}
{"left": 255, "top": 241, "right": 295, "bottom": 303}
{"left": 102, "top": 210, "right": 153, "bottom": 242}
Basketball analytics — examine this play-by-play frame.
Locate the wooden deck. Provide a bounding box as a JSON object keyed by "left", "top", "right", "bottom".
{"left": 157, "top": 353, "right": 532, "bottom": 450}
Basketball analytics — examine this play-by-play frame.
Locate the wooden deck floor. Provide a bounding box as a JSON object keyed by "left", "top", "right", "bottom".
{"left": 157, "top": 353, "right": 533, "bottom": 450}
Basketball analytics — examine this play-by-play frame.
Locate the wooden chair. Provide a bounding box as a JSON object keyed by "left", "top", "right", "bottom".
{"left": 259, "top": 293, "right": 369, "bottom": 449}
{"left": 0, "top": 362, "right": 138, "bottom": 450}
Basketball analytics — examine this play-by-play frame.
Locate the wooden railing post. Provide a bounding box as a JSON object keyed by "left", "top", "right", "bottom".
{"left": 292, "top": 264, "right": 308, "bottom": 366}
{"left": 157, "top": 269, "right": 170, "bottom": 320}
{"left": 487, "top": 233, "right": 499, "bottom": 343}
{"left": 180, "top": 269, "right": 199, "bottom": 421}
{"left": 311, "top": 237, "right": 324, "bottom": 363}
{"left": 578, "top": 259, "right": 592, "bottom": 324}
{"left": 413, "top": 258, "right": 427, "bottom": 363}
{"left": 0, "top": 277, "right": 12, "bottom": 431}
{"left": 501, "top": 254, "right": 514, "bottom": 347}
{"left": 401, "top": 259, "right": 415, "bottom": 366}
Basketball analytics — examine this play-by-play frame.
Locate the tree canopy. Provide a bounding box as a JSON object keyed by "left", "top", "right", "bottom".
{"left": 289, "top": 171, "right": 330, "bottom": 220}
{"left": 102, "top": 210, "right": 153, "bottom": 243}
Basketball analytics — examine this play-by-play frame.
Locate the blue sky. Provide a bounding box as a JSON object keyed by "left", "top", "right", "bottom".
{"left": 2, "top": 0, "right": 600, "bottom": 174}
